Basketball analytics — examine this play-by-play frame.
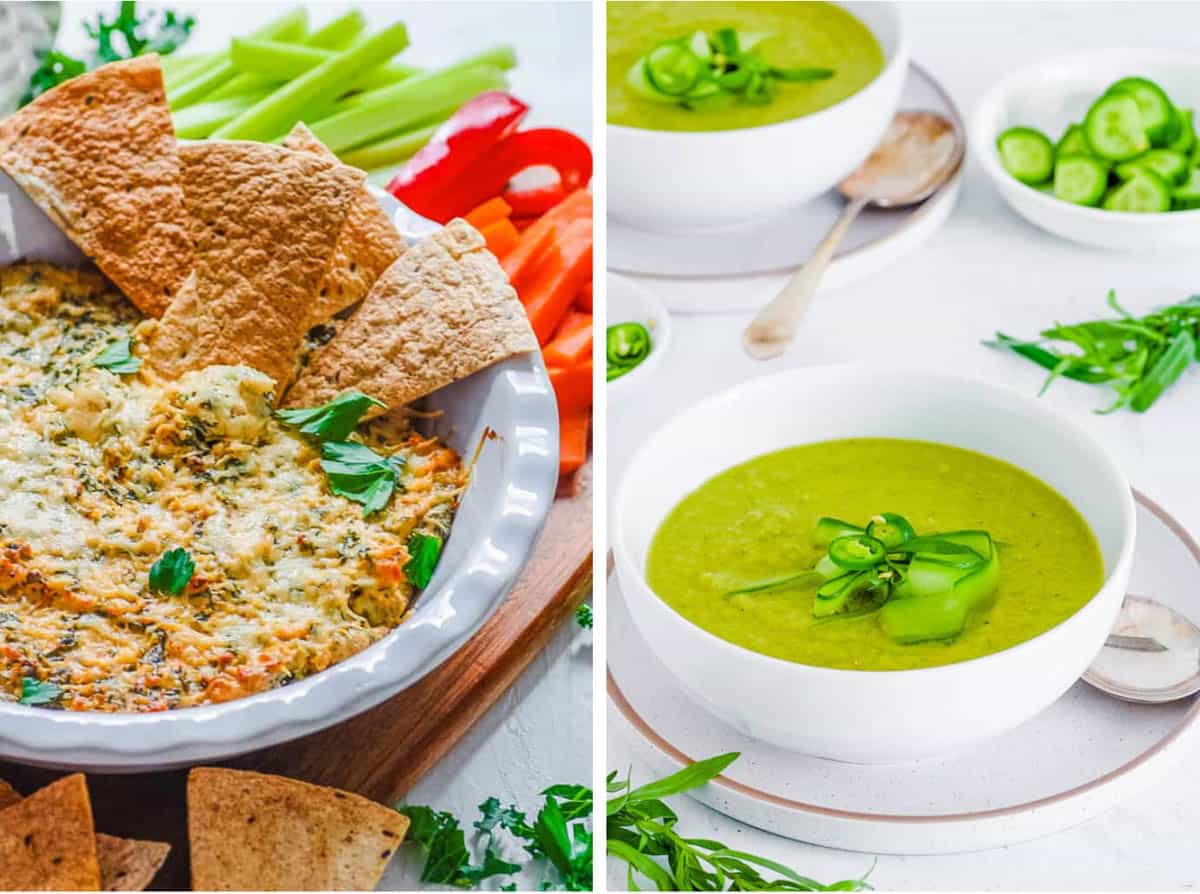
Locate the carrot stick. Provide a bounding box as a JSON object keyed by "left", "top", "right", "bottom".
{"left": 502, "top": 189, "right": 591, "bottom": 283}
{"left": 543, "top": 312, "right": 592, "bottom": 368}
{"left": 464, "top": 196, "right": 512, "bottom": 229}
{"left": 549, "top": 362, "right": 593, "bottom": 415}
{"left": 519, "top": 217, "right": 593, "bottom": 343}
{"left": 577, "top": 280, "right": 592, "bottom": 312}
{"left": 558, "top": 408, "right": 590, "bottom": 476}
{"left": 479, "top": 217, "right": 520, "bottom": 258}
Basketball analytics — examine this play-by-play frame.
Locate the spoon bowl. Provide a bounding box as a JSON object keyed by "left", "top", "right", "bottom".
{"left": 1084, "top": 594, "right": 1200, "bottom": 704}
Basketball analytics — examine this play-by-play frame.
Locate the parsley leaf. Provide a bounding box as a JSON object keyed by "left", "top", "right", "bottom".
{"left": 21, "top": 2, "right": 195, "bottom": 106}
{"left": 275, "top": 391, "right": 386, "bottom": 442}
{"left": 574, "top": 604, "right": 593, "bottom": 629}
{"left": 149, "top": 547, "right": 194, "bottom": 595}
{"left": 19, "top": 677, "right": 62, "bottom": 706}
{"left": 92, "top": 337, "right": 142, "bottom": 374}
{"left": 320, "top": 441, "right": 404, "bottom": 518}
{"left": 404, "top": 532, "right": 443, "bottom": 589}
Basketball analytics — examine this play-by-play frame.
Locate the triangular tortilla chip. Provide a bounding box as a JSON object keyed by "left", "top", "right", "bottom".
{"left": 187, "top": 767, "right": 408, "bottom": 891}
{"left": 0, "top": 55, "right": 191, "bottom": 318}
{"left": 142, "top": 141, "right": 362, "bottom": 394}
{"left": 283, "top": 123, "right": 404, "bottom": 327}
{"left": 95, "top": 834, "right": 170, "bottom": 892}
{"left": 284, "top": 219, "right": 537, "bottom": 410}
{"left": 0, "top": 780, "right": 168, "bottom": 891}
{"left": 0, "top": 774, "right": 100, "bottom": 891}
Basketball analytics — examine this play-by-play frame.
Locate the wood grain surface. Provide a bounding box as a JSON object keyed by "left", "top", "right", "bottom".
{"left": 0, "top": 463, "right": 592, "bottom": 890}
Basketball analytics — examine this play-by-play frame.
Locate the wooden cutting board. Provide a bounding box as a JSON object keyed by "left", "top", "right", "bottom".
{"left": 0, "top": 463, "right": 592, "bottom": 890}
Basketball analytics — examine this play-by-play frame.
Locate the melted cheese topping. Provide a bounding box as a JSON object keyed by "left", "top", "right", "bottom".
{"left": 0, "top": 265, "right": 466, "bottom": 712}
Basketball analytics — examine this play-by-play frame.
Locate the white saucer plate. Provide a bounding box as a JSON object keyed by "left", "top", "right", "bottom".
{"left": 607, "top": 62, "right": 963, "bottom": 312}
{"left": 608, "top": 490, "right": 1200, "bottom": 854}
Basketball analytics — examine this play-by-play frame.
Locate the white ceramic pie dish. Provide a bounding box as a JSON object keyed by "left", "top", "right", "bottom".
{"left": 973, "top": 49, "right": 1200, "bottom": 250}
{"left": 612, "top": 365, "right": 1136, "bottom": 763}
{"left": 607, "top": 1, "right": 908, "bottom": 232}
{"left": 0, "top": 177, "right": 559, "bottom": 771}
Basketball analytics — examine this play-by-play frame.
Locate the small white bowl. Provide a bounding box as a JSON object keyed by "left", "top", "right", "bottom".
{"left": 973, "top": 49, "right": 1200, "bottom": 250}
{"left": 606, "top": 275, "right": 670, "bottom": 407}
{"left": 608, "top": 2, "right": 909, "bottom": 233}
{"left": 613, "top": 366, "right": 1136, "bottom": 763}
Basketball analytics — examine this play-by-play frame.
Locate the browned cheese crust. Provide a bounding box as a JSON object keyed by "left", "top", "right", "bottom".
{"left": 285, "top": 218, "right": 538, "bottom": 410}
{"left": 0, "top": 55, "right": 191, "bottom": 318}
{"left": 142, "top": 141, "right": 363, "bottom": 394}
{"left": 283, "top": 123, "right": 404, "bottom": 327}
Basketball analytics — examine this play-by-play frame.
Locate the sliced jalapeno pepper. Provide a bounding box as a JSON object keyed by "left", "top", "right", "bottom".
{"left": 644, "top": 40, "right": 705, "bottom": 96}
{"left": 827, "top": 535, "right": 886, "bottom": 570}
{"left": 813, "top": 516, "right": 864, "bottom": 548}
{"left": 606, "top": 322, "right": 652, "bottom": 382}
{"left": 865, "top": 513, "right": 915, "bottom": 549}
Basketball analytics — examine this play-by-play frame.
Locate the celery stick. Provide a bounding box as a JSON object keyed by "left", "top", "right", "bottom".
{"left": 230, "top": 39, "right": 420, "bottom": 88}
{"left": 161, "top": 53, "right": 216, "bottom": 87}
{"left": 169, "top": 8, "right": 308, "bottom": 110}
{"left": 213, "top": 22, "right": 410, "bottom": 142}
{"left": 339, "top": 121, "right": 441, "bottom": 170}
{"left": 310, "top": 65, "right": 507, "bottom": 153}
{"left": 307, "top": 10, "right": 367, "bottom": 50}
{"left": 338, "top": 45, "right": 516, "bottom": 109}
{"left": 173, "top": 91, "right": 273, "bottom": 139}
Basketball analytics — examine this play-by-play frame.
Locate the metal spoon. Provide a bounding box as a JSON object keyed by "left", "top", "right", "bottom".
{"left": 1083, "top": 594, "right": 1200, "bottom": 704}
{"left": 743, "top": 110, "right": 965, "bottom": 360}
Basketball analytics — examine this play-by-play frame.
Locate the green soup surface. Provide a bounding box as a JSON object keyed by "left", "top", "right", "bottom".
{"left": 645, "top": 439, "right": 1105, "bottom": 670}
{"left": 607, "top": 1, "right": 886, "bottom": 132}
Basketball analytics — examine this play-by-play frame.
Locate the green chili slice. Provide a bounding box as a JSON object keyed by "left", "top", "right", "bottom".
{"left": 865, "top": 513, "right": 915, "bottom": 549}
{"left": 827, "top": 535, "right": 887, "bottom": 570}
{"left": 644, "top": 40, "right": 704, "bottom": 96}
{"left": 606, "top": 322, "right": 652, "bottom": 382}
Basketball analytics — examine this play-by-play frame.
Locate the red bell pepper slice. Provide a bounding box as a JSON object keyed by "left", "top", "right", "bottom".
{"left": 387, "top": 91, "right": 529, "bottom": 222}
{"left": 433, "top": 128, "right": 593, "bottom": 223}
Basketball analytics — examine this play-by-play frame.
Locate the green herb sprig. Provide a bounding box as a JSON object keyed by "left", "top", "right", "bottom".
{"left": 22, "top": 1, "right": 195, "bottom": 105}
{"left": 320, "top": 441, "right": 405, "bottom": 518}
{"left": 275, "top": 391, "right": 385, "bottom": 442}
{"left": 19, "top": 676, "right": 62, "bottom": 706}
{"left": 149, "top": 547, "right": 195, "bottom": 595}
{"left": 608, "top": 753, "right": 872, "bottom": 891}
{"left": 986, "top": 291, "right": 1200, "bottom": 413}
{"left": 404, "top": 532, "right": 443, "bottom": 589}
{"left": 92, "top": 336, "right": 142, "bottom": 374}
{"left": 575, "top": 603, "right": 593, "bottom": 629}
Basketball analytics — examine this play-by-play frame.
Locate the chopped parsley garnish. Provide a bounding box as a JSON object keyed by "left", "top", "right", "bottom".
{"left": 404, "top": 532, "right": 443, "bottom": 589}
{"left": 20, "top": 676, "right": 62, "bottom": 706}
{"left": 92, "top": 337, "right": 142, "bottom": 374}
{"left": 275, "top": 391, "right": 386, "bottom": 442}
{"left": 320, "top": 441, "right": 404, "bottom": 518}
{"left": 149, "top": 547, "right": 195, "bottom": 595}
{"left": 574, "top": 604, "right": 593, "bottom": 629}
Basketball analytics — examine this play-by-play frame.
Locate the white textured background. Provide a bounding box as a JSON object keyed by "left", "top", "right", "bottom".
{"left": 57, "top": 2, "right": 594, "bottom": 889}
{"left": 608, "top": 2, "right": 1200, "bottom": 891}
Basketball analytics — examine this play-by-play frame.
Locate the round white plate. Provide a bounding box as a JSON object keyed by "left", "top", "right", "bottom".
{"left": 607, "top": 490, "right": 1200, "bottom": 855}
{"left": 607, "top": 62, "right": 964, "bottom": 310}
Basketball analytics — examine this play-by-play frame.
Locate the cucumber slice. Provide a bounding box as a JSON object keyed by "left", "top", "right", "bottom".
{"left": 1054, "top": 155, "right": 1109, "bottom": 206}
{"left": 1056, "top": 123, "right": 1090, "bottom": 157}
{"left": 1106, "top": 76, "right": 1175, "bottom": 146}
{"left": 1103, "top": 169, "right": 1172, "bottom": 212}
{"left": 996, "top": 126, "right": 1054, "bottom": 184}
{"left": 1168, "top": 108, "right": 1196, "bottom": 155}
{"left": 1173, "top": 169, "right": 1200, "bottom": 210}
{"left": 1115, "top": 149, "right": 1189, "bottom": 185}
{"left": 1085, "top": 93, "right": 1150, "bottom": 161}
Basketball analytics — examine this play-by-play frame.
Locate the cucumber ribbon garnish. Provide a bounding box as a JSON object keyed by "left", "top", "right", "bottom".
{"left": 725, "top": 513, "right": 1000, "bottom": 645}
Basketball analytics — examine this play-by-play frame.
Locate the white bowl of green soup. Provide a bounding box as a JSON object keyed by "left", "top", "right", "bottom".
{"left": 607, "top": 1, "right": 908, "bottom": 232}
{"left": 613, "top": 366, "right": 1136, "bottom": 763}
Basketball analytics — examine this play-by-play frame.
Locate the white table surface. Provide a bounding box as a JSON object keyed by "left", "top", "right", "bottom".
{"left": 56, "top": 2, "right": 594, "bottom": 889}
{"left": 608, "top": 2, "right": 1200, "bottom": 890}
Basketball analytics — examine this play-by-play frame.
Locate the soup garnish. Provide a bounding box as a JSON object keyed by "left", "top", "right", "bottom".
{"left": 607, "top": 321, "right": 653, "bottom": 381}
{"left": 727, "top": 513, "right": 1000, "bottom": 644}
{"left": 627, "top": 27, "right": 833, "bottom": 110}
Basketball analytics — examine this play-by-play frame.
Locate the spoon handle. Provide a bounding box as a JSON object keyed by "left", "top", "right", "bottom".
{"left": 743, "top": 195, "right": 869, "bottom": 360}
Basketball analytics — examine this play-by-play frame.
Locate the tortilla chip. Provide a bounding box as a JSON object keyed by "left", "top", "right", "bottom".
{"left": 187, "top": 767, "right": 408, "bottom": 891}
{"left": 0, "top": 780, "right": 167, "bottom": 891}
{"left": 0, "top": 55, "right": 191, "bottom": 318}
{"left": 0, "top": 774, "right": 100, "bottom": 891}
{"left": 0, "top": 779, "right": 19, "bottom": 811}
{"left": 284, "top": 219, "right": 537, "bottom": 410}
{"left": 95, "top": 834, "right": 170, "bottom": 892}
{"left": 142, "top": 141, "right": 362, "bottom": 394}
{"left": 283, "top": 123, "right": 404, "bottom": 327}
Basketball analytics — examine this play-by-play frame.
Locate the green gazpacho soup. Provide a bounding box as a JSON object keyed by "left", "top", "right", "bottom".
{"left": 607, "top": 2, "right": 885, "bottom": 132}
{"left": 645, "top": 439, "right": 1105, "bottom": 670}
